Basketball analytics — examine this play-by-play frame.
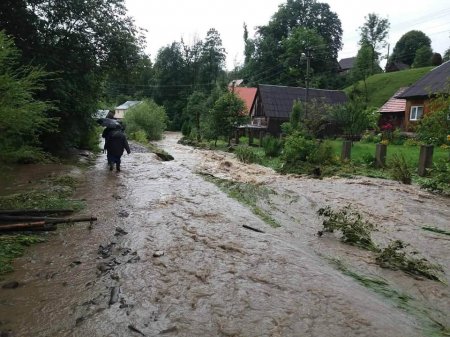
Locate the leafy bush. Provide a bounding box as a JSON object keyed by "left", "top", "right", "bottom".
{"left": 417, "top": 160, "right": 450, "bottom": 195}
{"left": 360, "top": 131, "right": 382, "bottom": 143}
{"left": 282, "top": 131, "right": 316, "bottom": 164}
{"left": 317, "top": 205, "right": 377, "bottom": 250}
{"left": 261, "top": 135, "right": 283, "bottom": 157}
{"left": 124, "top": 100, "right": 167, "bottom": 140}
{"left": 416, "top": 93, "right": 450, "bottom": 146}
{"left": 235, "top": 145, "right": 259, "bottom": 164}
{"left": 403, "top": 138, "right": 421, "bottom": 147}
{"left": 130, "top": 130, "right": 147, "bottom": 143}
{"left": 390, "top": 128, "right": 407, "bottom": 145}
{"left": 390, "top": 154, "right": 412, "bottom": 184}
{"left": 376, "top": 240, "right": 443, "bottom": 281}
{"left": 309, "top": 140, "right": 335, "bottom": 164}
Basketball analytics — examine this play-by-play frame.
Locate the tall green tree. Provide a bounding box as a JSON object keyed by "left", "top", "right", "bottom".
{"left": 359, "top": 13, "right": 390, "bottom": 74}
{"left": 0, "top": 31, "right": 54, "bottom": 163}
{"left": 242, "top": 0, "right": 342, "bottom": 87}
{"left": 389, "top": 30, "right": 431, "bottom": 66}
{"left": 412, "top": 45, "right": 433, "bottom": 68}
{"left": 199, "top": 28, "right": 226, "bottom": 86}
{"left": 0, "top": 0, "right": 145, "bottom": 151}
{"left": 208, "top": 92, "right": 246, "bottom": 145}
{"left": 185, "top": 91, "right": 208, "bottom": 141}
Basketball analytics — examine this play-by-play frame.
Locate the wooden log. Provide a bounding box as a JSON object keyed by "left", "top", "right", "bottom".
{"left": 0, "top": 216, "right": 97, "bottom": 224}
{"left": 242, "top": 224, "right": 265, "bottom": 233}
{"left": 0, "top": 209, "right": 74, "bottom": 216}
{"left": 0, "top": 221, "right": 46, "bottom": 231}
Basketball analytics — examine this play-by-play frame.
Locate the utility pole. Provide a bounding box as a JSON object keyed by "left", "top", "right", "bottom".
{"left": 303, "top": 47, "right": 312, "bottom": 119}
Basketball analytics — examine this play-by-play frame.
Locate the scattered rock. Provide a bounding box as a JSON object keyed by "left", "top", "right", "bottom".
{"left": 127, "top": 255, "right": 140, "bottom": 264}
{"left": 98, "top": 242, "right": 115, "bottom": 259}
{"left": 115, "top": 227, "right": 128, "bottom": 236}
{"left": 109, "top": 286, "right": 120, "bottom": 306}
{"left": 153, "top": 251, "right": 164, "bottom": 258}
{"left": 128, "top": 324, "right": 146, "bottom": 336}
{"left": 160, "top": 326, "right": 178, "bottom": 334}
{"left": 70, "top": 260, "right": 82, "bottom": 267}
{"left": 118, "top": 210, "right": 130, "bottom": 218}
{"left": 2, "top": 281, "right": 19, "bottom": 289}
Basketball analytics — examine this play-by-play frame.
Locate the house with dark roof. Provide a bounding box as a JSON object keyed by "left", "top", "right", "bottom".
{"left": 378, "top": 87, "right": 408, "bottom": 129}
{"left": 249, "top": 84, "right": 348, "bottom": 135}
{"left": 338, "top": 57, "right": 356, "bottom": 74}
{"left": 395, "top": 61, "right": 450, "bottom": 131}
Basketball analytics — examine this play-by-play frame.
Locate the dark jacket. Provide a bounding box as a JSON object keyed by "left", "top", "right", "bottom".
{"left": 105, "top": 130, "right": 131, "bottom": 156}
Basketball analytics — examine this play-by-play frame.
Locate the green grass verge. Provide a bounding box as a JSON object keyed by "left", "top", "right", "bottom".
{"left": 0, "top": 235, "right": 45, "bottom": 276}
{"left": 199, "top": 174, "right": 280, "bottom": 228}
{"left": 0, "top": 174, "right": 85, "bottom": 275}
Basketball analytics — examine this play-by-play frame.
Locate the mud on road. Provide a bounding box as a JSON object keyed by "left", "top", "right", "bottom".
{"left": 0, "top": 132, "right": 449, "bottom": 336}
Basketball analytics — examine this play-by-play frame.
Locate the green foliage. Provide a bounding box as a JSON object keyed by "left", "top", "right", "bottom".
{"left": 235, "top": 145, "right": 260, "bottom": 164}
{"left": 412, "top": 45, "right": 433, "bottom": 68}
{"left": 0, "top": 235, "right": 45, "bottom": 275}
{"left": 416, "top": 94, "right": 450, "bottom": 146}
{"left": 330, "top": 98, "right": 378, "bottom": 140}
{"left": 317, "top": 205, "right": 377, "bottom": 250}
{"left": 282, "top": 131, "right": 317, "bottom": 164}
{"left": 360, "top": 131, "right": 382, "bottom": 143}
{"left": 290, "top": 100, "right": 301, "bottom": 129}
{"left": 124, "top": 100, "right": 167, "bottom": 140}
{"left": 129, "top": 130, "right": 147, "bottom": 143}
{"left": 261, "top": 135, "right": 283, "bottom": 157}
{"left": 208, "top": 92, "right": 246, "bottom": 144}
{"left": 241, "top": 0, "right": 342, "bottom": 88}
{"left": 389, "top": 154, "right": 412, "bottom": 184}
{"left": 376, "top": 240, "right": 443, "bottom": 281}
{"left": 185, "top": 91, "right": 208, "bottom": 140}
{"left": 0, "top": 31, "right": 55, "bottom": 163}
{"left": 358, "top": 13, "right": 390, "bottom": 73}
{"left": 417, "top": 160, "right": 450, "bottom": 195}
{"left": 389, "top": 30, "right": 432, "bottom": 66}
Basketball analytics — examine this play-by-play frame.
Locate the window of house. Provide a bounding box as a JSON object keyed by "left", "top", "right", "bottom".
{"left": 410, "top": 106, "right": 423, "bottom": 121}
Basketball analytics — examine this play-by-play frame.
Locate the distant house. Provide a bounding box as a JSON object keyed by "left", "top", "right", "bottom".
{"left": 229, "top": 86, "right": 257, "bottom": 115}
{"left": 94, "top": 109, "right": 110, "bottom": 119}
{"left": 378, "top": 87, "right": 408, "bottom": 130}
{"left": 338, "top": 57, "right": 356, "bottom": 74}
{"left": 114, "top": 101, "right": 142, "bottom": 120}
{"left": 385, "top": 61, "right": 410, "bottom": 73}
{"left": 249, "top": 84, "right": 348, "bottom": 135}
{"left": 395, "top": 60, "right": 450, "bottom": 131}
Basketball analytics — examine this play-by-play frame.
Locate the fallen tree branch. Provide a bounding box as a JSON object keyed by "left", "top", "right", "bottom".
{"left": 242, "top": 224, "right": 265, "bottom": 233}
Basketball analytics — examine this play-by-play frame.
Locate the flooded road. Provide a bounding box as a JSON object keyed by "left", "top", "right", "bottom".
{"left": 1, "top": 132, "right": 449, "bottom": 336}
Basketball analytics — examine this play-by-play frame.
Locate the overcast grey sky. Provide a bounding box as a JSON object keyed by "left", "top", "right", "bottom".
{"left": 125, "top": 0, "right": 450, "bottom": 70}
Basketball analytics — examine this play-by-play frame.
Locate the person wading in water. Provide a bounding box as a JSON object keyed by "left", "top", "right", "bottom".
{"left": 104, "top": 125, "right": 131, "bottom": 172}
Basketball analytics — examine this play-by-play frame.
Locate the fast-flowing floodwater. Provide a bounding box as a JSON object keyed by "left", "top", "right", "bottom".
{"left": 1, "top": 132, "right": 449, "bottom": 336}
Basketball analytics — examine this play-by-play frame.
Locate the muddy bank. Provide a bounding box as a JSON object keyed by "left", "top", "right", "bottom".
{"left": 0, "top": 133, "right": 448, "bottom": 336}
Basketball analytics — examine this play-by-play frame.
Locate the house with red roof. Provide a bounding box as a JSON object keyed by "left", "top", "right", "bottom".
{"left": 231, "top": 87, "right": 257, "bottom": 115}
{"left": 378, "top": 87, "right": 407, "bottom": 130}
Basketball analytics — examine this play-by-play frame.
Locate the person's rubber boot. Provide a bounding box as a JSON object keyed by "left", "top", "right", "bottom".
{"left": 116, "top": 163, "right": 120, "bottom": 172}
{"left": 109, "top": 162, "right": 113, "bottom": 171}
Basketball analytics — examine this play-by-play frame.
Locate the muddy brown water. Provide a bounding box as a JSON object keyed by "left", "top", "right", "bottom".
{"left": 0, "top": 132, "right": 449, "bottom": 336}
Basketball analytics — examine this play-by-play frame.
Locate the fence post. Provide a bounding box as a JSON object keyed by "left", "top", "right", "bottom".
{"left": 341, "top": 140, "right": 352, "bottom": 161}
{"left": 375, "top": 143, "right": 387, "bottom": 168}
{"left": 259, "top": 131, "right": 263, "bottom": 147}
{"left": 248, "top": 130, "right": 253, "bottom": 145}
{"left": 418, "top": 144, "right": 434, "bottom": 176}
{"left": 235, "top": 129, "right": 240, "bottom": 145}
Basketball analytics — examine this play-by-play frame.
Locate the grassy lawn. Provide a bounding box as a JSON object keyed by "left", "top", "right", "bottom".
{"left": 328, "top": 140, "right": 449, "bottom": 166}
{"left": 345, "top": 67, "right": 433, "bottom": 108}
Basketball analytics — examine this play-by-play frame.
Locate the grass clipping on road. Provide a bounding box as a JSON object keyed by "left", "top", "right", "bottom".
{"left": 317, "top": 205, "right": 444, "bottom": 282}
{"left": 199, "top": 173, "right": 280, "bottom": 228}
